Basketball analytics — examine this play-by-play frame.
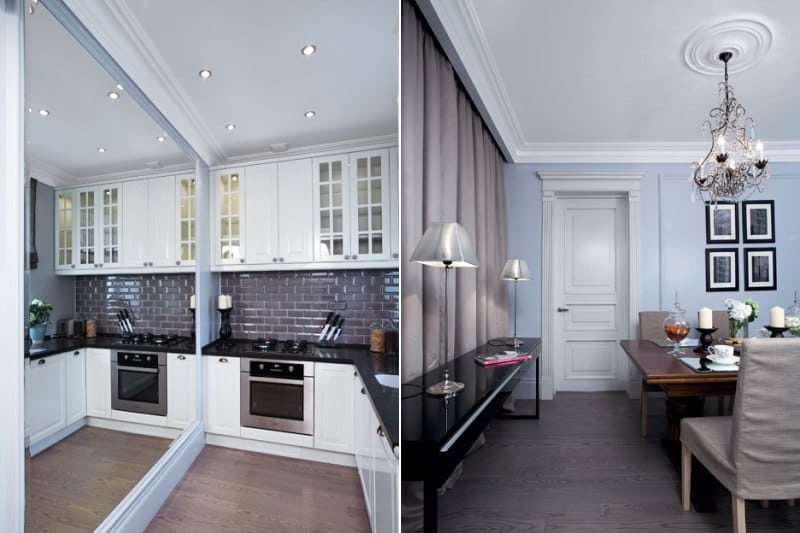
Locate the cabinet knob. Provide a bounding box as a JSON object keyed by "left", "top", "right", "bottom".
{"left": 74, "top": 351, "right": 80, "bottom": 356}
{"left": 219, "top": 357, "right": 228, "bottom": 363}
{"left": 279, "top": 257, "right": 284, "bottom": 262}
{"left": 38, "top": 359, "right": 46, "bottom": 365}
{"left": 344, "top": 255, "right": 350, "bottom": 260}
{"left": 361, "top": 387, "right": 366, "bottom": 395}
{"left": 239, "top": 258, "right": 245, "bottom": 264}
{"left": 392, "top": 253, "right": 399, "bottom": 259}
{"left": 176, "top": 260, "right": 181, "bottom": 266}
{"left": 272, "top": 257, "right": 277, "bottom": 262}
{"left": 143, "top": 261, "right": 148, "bottom": 267}
{"left": 177, "top": 354, "right": 186, "bottom": 360}
{"left": 376, "top": 426, "right": 385, "bottom": 438}
{"left": 71, "top": 264, "right": 75, "bottom": 269}
{"left": 351, "top": 255, "right": 358, "bottom": 260}
{"left": 100, "top": 264, "right": 104, "bottom": 268}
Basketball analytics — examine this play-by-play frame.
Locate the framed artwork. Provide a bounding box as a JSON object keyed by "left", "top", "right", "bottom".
{"left": 705, "top": 202, "right": 739, "bottom": 244}
{"left": 744, "top": 248, "right": 777, "bottom": 291}
{"left": 742, "top": 200, "right": 775, "bottom": 243}
{"left": 705, "top": 248, "right": 739, "bottom": 292}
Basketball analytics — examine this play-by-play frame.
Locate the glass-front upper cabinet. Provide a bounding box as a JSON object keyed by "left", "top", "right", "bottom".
{"left": 177, "top": 174, "right": 197, "bottom": 265}
{"left": 350, "top": 149, "right": 390, "bottom": 262}
{"left": 55, "top": 190, "right": 74, "bottom": 270}
{"left": 314, "top": 156, "right": 349, "bottom": 261}
{"left": 215, "top": 168, "right": 244, "bottom": 264}
{"left": 100, "top": 185, "right": 121, "bottom": 266}
{"left": 57, "top": 184, "right": 121, "bottom": 271}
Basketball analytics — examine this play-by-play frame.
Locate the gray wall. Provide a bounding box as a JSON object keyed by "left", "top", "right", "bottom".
{"left": 25, "top": 180, "right": 75, "bottom": 334}
{"left": 505, "top": 162, "right": 800, "bottom": 394}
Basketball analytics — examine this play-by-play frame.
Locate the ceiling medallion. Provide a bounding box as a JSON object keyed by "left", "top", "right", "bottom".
{"left": 683, "top": 19, "right": 772, "bottom": 76}
{"left": 691, "top": 52, "right": 768, "bottom": 203}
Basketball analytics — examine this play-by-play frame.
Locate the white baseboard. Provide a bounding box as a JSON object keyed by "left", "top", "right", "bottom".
{"left": 29, "top": 419, "right": 86, "bottom": 457}
{"left": 111, "top": 409, "right": 167, "bottom": 427}
{"left": 207, "top": 433, "right": 356, "bottom": 468}
{"left": 96, "top": 420, "right": 205, "bottom": 532}
{"left": 87, "top": 417, "right": 182, "bottom": 440}
{"left": 512, "top": 377, "right": 554, "bottom": 400}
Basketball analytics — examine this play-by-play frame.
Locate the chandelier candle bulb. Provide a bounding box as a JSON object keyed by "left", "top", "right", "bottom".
{"left": 770, "top": 306, "right": 785, "bottom": 328}
{"left": 698, "top": 307, "right": 713, "bottom": 329}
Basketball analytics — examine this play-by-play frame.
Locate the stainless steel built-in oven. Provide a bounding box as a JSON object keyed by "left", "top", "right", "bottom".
{"left": 111, "top": 350, "right": 167, "bottom": 416}
{"left": 240, "top": 358, "right": 314, "bottom": 435}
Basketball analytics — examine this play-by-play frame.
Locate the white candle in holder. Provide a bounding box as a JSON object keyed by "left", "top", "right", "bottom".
{"left": 770, "top": 306, "right": 785, "bottom": 328}
{"left": 698, "top": 307, "right": 713, "bottom": 329}
{"left": 218, "top": 294, "right": 228, "bottom": 310}
{"left": 190, "top": 294, "right": 196, "bottom": 309}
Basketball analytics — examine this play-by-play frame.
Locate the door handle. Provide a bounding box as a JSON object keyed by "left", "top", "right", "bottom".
{"left": 557, "top": 307, "right": 570, "bottom": 312}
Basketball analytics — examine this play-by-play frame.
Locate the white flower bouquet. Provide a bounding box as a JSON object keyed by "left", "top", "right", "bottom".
{"left": 725, "top": 298, "right": 758, "bottom": 338}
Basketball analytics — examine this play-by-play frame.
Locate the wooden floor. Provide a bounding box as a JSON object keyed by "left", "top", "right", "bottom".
{"left": 26, "top": 426, "right": 171, "bottom": 533}
{"left": 146, "top": 445, "right": 370, "bottom": 533}
{"left": 438, "top": 392, "right": 800, "bottom": 532}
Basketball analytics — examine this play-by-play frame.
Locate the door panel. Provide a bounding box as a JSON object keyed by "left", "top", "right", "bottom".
{"left": 148, "top": 176, "right": 177, "bottom": 267}
{"left": 277, "top": 159, "right": 314, "bottom": 262}
{"left": 244, "top": 163, "right": 279, "bottom": 264}
{"left": 556, "top": 197, "right": 627, "bottom": 392}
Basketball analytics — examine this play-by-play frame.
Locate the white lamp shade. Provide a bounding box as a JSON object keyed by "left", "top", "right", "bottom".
{"left": 410, "top": 222, "right": 479, "bottom": 268}
{"left": 501, "top": 259, "right": 532, "bottom": 280}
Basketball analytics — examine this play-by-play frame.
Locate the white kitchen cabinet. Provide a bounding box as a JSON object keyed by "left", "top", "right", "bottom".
{"left": 25, "top": 354, "right": 67, "bottom": 445}
{"left": 167, "top": 353, "right": 197, "bottom": 429}
{"left": 123, "top": 175, "right": 181, "bottom": 269}
{"left": 355, "top": 377, "right": 375, "bottom": 521}
{"left": 122, "top": 179, "right": 149, "bottom": 267}
{"left": 65, "top": 349, "right": 86, "bottom": 426}
{"left": 314, "top": 363, "right": 355, "bottom": 454}
{"left": 204, "top": 355, "right": 241, "bottom": 436}
{"left": 214, "top": 168, "right": 245, "bottom": 265}
{"left": 244, "top": 163, "right": 279, "bottom": 265}
{"left": 56, "top": 184, "right": 122, "bottom": 272}
{"left": 389, "top": 146, "right": 399, "bottom": 261}
{"left": 176, "top": 174, "right": 197, "bottom": 266}
{"left": 85, "top": 348, "right": 111, "bottom": 418}
{"left": 277, "top": 159, "right": 314, "bottom": 263}
{"left": 55, "top": 190, "right": 75, "bottom": 271}
{"left": 313, "top": 154, "right": 350, "bottom": 262}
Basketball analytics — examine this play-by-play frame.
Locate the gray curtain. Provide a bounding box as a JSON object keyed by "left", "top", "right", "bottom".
{"left": 401, "top": 0, "right": 508, "bottom": 382}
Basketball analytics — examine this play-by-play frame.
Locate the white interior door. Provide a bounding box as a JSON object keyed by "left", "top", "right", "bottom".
{"left": 554, "top": 197, "right": 628, "bottom": 392}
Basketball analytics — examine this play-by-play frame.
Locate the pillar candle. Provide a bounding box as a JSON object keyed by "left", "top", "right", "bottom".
{"left": 698, "top": 307, "right": 713, "bottom": 329}
{"left": 218, "top": 294, "right": 228, "bottom": 310}
{"left": 226, "top": 295, "right": 233, "bottom": 309}
{"left": 189, "top": 294, "right": 196, "bottom": 309}
{"left": 770, "top": 306, "right": 785, "bottom": 328}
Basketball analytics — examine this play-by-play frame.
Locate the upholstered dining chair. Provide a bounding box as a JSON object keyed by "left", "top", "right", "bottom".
{"left": 680, "top": 338, "right": 800, "bottom": 533}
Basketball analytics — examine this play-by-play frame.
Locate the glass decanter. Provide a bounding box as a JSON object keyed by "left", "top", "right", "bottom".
{"left": 787, "top": 290, "right": 800, "bottom": 336}
{"left": 663, "top": 292, "right": 690, "bottom": 356}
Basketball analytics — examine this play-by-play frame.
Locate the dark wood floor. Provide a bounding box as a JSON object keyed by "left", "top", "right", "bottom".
{"left": 26, "top": 426, "right": 171, "bottom": 533}
{"left": 438, "top": 392, "right": 800, "bottom": 532}
{"left": 146, "top": 445, "right": 370, "bottom": 533}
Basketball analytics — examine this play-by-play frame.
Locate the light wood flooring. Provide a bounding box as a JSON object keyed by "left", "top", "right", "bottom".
{"left": 438, "top": 392, "right": 800, "bottom": 532}
{"left": 26, "top": 426, "right": 171, "bottom": 533}
{"left": 146, "top": 445, "right": 370, "bottom": 533}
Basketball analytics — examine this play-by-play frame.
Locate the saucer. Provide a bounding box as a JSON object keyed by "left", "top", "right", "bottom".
{"left": 503, "top": 350, "right": 517, "bottom": 356}
{"left": 708, "top": 353, "right": 739, "bottom": 365}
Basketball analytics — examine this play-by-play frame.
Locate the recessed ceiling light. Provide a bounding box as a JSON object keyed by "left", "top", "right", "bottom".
{"left": 225, "top": 123, "right": 236, "bottom": 131}
{"left": 199, "top": 68, "right": 213, "bottom": 79}
{"left": 38, "top": 108, "right": 49, "bottom": 116}
{"left": 304, "top": 110, "right": 316, "bottom": 118}
{"left": 27, "top": 107, "right": 32, "bottom": 113}
{"left": 301, "top": 44, "right": 317, "bottom": 56}
{"left": 156, "top": 134, "right": 166, "bottom": 142}
{"left": 97, "top": 147, "right": 106, "bottom": 153}
{"left": 108, "top": 91, "right": 120, "bottom": 100}
{"left": 116, "top": 83, "right": 124, "bottom": 91}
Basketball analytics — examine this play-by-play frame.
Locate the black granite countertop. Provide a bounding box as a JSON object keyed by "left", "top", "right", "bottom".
{"left": 202, "top": 340, "right": 399, "bottom": 449}
{"left": 25, "top": 334, "right": 196, "bottom": 360}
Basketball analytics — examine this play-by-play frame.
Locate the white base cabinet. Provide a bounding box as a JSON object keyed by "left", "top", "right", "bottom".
{"left": 86, "top": 348, "right": 111, "bottom": 418}
{"left": 25, "top": 349, "right": 86, "bottom": 448}
{"left": 204, "top": 355, "right": 240, "bottom": 436}
{"left": 314, "top": 363, "right": 355, "bottom": 454}
{"left": 167, "top": 353, "right": 197, "bottom": 429}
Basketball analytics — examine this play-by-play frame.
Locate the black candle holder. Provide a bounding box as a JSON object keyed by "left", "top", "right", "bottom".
{"left": 764, "top": 325, "right": 789, "bottom": 338}
{"left": 694, "top": 327, "right": 718, "bottom": 354}
{"left": 219, "top": 307, "right": 233, "bottom": 340}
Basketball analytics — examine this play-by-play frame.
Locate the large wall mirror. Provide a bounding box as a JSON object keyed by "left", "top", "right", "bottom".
{"left": 23, "top": 2, "right": 204, "bottom": 530}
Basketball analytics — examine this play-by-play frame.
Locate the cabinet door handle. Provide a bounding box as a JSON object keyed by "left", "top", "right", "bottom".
{"left": 351, "top": 255, "right": 358, "bottom": 260}
{"left": 38, "top": 359, "right": 46, "bottom": 365}
{"left": 239, "top": 258, "right": 245, "bottom": 264}
{"left": 344, "top": 255, "right": 350, "bottom": 260}
{"left": 219, "top": 357, "right": 228, "bottom": 363}
{"left": 557, "top": 307, "right": 570, "bottom": 313}
{"left": 361, "top": 388, "right": 366, "bottom": 395}
{"left": 272, "top": 257, "right": 277, "bottom": 262}
{"left": 100, "top": 264, "right": 104, "bottom": 268}
{"left": 177, "top": 354, "right": 186, "bottom": 360}
{"left": 73, "top": 351, "right": 80, "bottom": 356}
{"left": 176, "top": 260, "right": 181, "bottom": 266}
{"left": 392, "top": 253, "right": 399, "bottom": 259}
{"left": 376, "top": 426, "right": 384, "bottom": 438}
{"left": 279, "top": 257, "right": 284, "bottom": 262}
{"left": 71, "top": 264, "right": 75, "bottom": 269}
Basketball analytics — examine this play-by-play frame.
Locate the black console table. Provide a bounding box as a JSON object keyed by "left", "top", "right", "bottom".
{"left": 401, "top": 338, "right": 542, "bottom": 532}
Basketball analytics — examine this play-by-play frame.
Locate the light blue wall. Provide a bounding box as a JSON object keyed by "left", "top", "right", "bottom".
{"left": 505, "top": 162, "right": 800, "bottom": 342}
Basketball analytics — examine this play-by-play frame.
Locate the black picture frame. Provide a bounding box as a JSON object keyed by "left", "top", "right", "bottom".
{"left": 705, "top": 248, "right": 739, "bottom": 292}
{"left": 742, "top": 200, "right": 775, "bottom": 243}
{"left": 744, "top": 247, "right": 777, "bottom": 291}
{"left": 705, "top": 202, "right": 739, "bottom": 244}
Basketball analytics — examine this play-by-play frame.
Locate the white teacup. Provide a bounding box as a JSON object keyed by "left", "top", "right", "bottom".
{"left": 708, "top": 344, "right": 735, "bottom": 361}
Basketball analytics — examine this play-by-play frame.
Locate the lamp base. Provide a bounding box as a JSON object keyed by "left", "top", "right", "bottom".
{"left": 426, "top": 379, "right": 465, "bottom": 398}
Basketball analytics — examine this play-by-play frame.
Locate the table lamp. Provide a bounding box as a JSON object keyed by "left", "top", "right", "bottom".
{"left": 410, "top": 222, "right": 478, "bottom": 397}
{"left": 501, "top": 259, "right": 532, "bottom": 349}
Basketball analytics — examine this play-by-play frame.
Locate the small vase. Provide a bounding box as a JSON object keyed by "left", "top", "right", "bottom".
{"left": 729, "top": 319, "right": 741, "bottom": 339}
{"left": 29, "top": 324, "right": 47, "bottom": 345}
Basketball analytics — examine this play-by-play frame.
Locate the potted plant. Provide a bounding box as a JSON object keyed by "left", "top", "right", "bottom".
{"left": 725, "top": 298, "right": 758, "bottom": 341}
{"left": 29, "top": 298, "right": 53, "bottom": 345}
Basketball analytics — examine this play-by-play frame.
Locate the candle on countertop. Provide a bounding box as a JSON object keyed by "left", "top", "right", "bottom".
{"left": 698, "top": 307, "right": 713, "bottom": 329}
{"left": 189, "top": 294, "right": 196, "bottom": 309}
{"left": 770, "top": 306, "right": 785, "bottom": 328}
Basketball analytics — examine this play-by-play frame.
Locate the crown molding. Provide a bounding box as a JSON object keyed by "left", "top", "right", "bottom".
{"left": 516, "top": 141, "right": 800, "bottom": 164}
{"left": 63, "top": 0, "right": 222, "bottom": 165}
{"left": 26, "top": 157, "right": 73, "bottom": 187}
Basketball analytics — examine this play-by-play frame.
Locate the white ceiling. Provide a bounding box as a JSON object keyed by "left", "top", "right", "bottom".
{"left": 103, "top": 0, "right": 398, "bottom": 163}
{"left": 25, "top": 4, "right": 189, "bottom": 183}
{"left": 429, "top": 0, "right": 800, "bottom": 162}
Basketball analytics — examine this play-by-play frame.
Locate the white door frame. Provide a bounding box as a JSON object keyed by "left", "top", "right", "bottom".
{"left": 538, "top": 171, "right": 643, "bottom": 399}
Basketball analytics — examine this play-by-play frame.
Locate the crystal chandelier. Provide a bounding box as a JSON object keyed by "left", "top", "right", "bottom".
{"left": 691, "top": 52, "right": 768, "bottom": 203}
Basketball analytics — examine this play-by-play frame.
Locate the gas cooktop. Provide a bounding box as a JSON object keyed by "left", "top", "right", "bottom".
{"left": 208, "top": 338, "right": 309, "bottom": 356}
{"left": 115, "top": 333, "right": 192, "bottom": 349}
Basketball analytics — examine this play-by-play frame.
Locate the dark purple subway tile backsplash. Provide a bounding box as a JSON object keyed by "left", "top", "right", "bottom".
{"left": 221, "top": 269, "right": 399, "bottom": 345}
{"left": 76, "top": 274, "right": 194, "bottom": 337}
